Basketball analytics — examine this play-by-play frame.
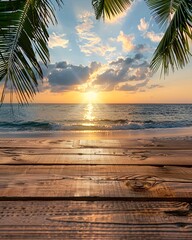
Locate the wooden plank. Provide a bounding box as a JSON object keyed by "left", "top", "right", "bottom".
{"left": 0, "top": 139, "right": 76, "bottom": 149}
{"left": 1, "top": 148, "right": 192, "bottom": 156}
{"left": 80, "top": 138, "right": 192, "bottom": 149}
{"left": 0, "top": 201, "right": 192, "bottom": 239}
{"left": 0, "top": 147, "right": 129, "bottom": 156}
{"left": 0, "top": 137, "right": 192, "bottom": 239}
{"left": 0, "top": 149, "right": 192, "bottom": 166}
{"left": 1, "top": 165, "right": 192, "bottom": 199}
{"left": 2, "top": 178, "right": 192, "bottom": 199}
{"left": 0, "top": 165, "right": 192, "bottom": 182}
{"left": 1, "top": 165, "right": 192, "bottom": 178}
{"left": 0, "top": 138, "right": 192, "bottom": 149}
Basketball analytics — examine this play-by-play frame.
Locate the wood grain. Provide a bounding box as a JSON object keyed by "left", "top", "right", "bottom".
{"left": 0, "top": 201, "right": 192, "bottom": 239}
{"left": 80, "top": 138, "right": 192, "bottom": 149}
{"left": 0, "top": 165, "right": 192, "bottom": 199}
{"left": 0, "top": 149, "right": 192, "bottom": 166}
{"left": 0, "top": 138, "right": 192, "bottom": 149}
{"left": 0, "top": 137, "right": 192, "bottom": 239}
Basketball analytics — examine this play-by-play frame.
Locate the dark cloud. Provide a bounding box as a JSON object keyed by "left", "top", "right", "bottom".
{"left": 93, "top": 54, "right": 151, "bottom": 92}
{"left": 134, "top": 44, "right": 150, "bottom": 53}
{"left": 93, "top": 69, "right": 119, "bottom": 91}
{"left": 134, "top": 53, "right": 143, "bottom": 60}
{"left": 48, "top": 65, "right": 89, "bottom": 92}
{"left": 89, "top": 61, "right": 101, "bottom": 73}
{"left": 117, "top": 80, "right": 149, "bottom": 91}
{"left": 38, "top": 54, "right": 151, "bottom": 93}
{"left": 110, "top": 53, "right": 144, "bottom": 66}
{"left": 1, "top": 53, "right": 153, "bottom": 96}
{"left": 40, "top": 61, "right": 101, "bottom": 92}
{"left": 55, "top": 61, "right": 68, "bottom": 69}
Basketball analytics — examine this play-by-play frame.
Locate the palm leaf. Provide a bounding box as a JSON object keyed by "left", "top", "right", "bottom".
{"left": 146, "top": 0, "right": 192, "bottom": 75}
{"left": 0, "top": 0, "right": 63, "bottom": 104}
{"left": 92, "top": 0, "right": 133, "bottom": 20}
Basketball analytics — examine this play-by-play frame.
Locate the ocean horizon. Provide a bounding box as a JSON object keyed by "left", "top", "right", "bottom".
{"left": 0, "top": 103, "right": 192, "bottom": 133}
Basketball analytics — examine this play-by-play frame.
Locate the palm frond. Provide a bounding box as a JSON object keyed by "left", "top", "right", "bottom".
{"left": 0, "top": 0, "right": 63, "bottom": 104}
{"left": 146, "top": 0, "right": 180, "bottom": 29}
{"left": 146, "top": 0, "right": 192, "bottom": 75}
{"left": 92, "top": 0, "right": 133, "bottom": 20}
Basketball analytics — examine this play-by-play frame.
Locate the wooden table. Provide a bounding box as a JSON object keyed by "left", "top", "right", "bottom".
{"left": 0, "top": 137, "right": 192, "bottom": 239}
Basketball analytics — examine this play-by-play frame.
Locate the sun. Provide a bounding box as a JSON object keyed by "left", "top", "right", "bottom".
{"left": 85, "top": 91, "right": 98, "bottom": 103}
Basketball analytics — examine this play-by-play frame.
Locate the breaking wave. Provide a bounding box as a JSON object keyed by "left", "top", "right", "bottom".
{"left": 0, "top": 119, "right": 192, "bottom": 132}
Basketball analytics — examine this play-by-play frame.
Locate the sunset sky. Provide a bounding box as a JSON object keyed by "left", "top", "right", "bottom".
{"left": 6, "top": 0, "right": 192, "bottom": 103}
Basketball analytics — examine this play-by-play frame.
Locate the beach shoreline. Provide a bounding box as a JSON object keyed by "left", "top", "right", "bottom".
{"left": 1, "top": 126, "right": 192, "bottom": 140}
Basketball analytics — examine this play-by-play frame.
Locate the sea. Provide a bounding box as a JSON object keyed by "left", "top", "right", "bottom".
{"left": 0, "top": 104, "right": 192, "bottom": 134}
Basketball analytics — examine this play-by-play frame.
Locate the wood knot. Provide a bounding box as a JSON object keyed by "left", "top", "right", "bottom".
{"left": 165, "top": 202, "right": 192, "bottom": 216}
{"left": 126, "top": 175, "right": 163, "bottom": 191}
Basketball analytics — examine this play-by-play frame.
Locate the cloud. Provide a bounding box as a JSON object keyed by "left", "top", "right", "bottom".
{"left": 76, "top": 12, "right": 93, "bottom": 34}
{"left": 138, "top": 18, "right": 149, "bottom": 32}
{"left": 148, "top": 84, "right": 163, "bottom": 89}
{"left": 145, "top": 31, "right": 163, "bottom": 43}
{"left": 39, "top": 52, "right": 152, "bottom": 94}
{"left": 48, "top": 62, "right": 90, "bottom": 92}
{"left": 137, "top": 18, "right": 163, "bottom": 43}
{"left": 76, "top": 12, "right": 116, "bottom": 56}
{"left": 39, "top": 61, "right": 102, "bottom": 93}
{"left": 117, "top": 79, "right": 149, "bottom": 91}
{"left": 93, "top": 54, "right": 152, "bottom": 92}
{"left": 117, "top": 31, "right": 135, "bottom": 52}
{"left": 134, "top": 44, "right": 150, "bottom": 53}
{"left": 89, "top": 61, "right": 102, "bottom": 73}
{"left": 48, "top": 33, "right": 69, "bottom": 48}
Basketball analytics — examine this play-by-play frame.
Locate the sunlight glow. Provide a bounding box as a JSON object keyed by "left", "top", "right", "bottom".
{"left": 84, "top": 91, "right": 98, "bottom": 103}
{"left": 84, "top": 103, "right": 95, "bottom": 122}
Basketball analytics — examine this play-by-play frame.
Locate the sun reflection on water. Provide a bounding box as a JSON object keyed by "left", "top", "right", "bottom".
{"left": 83, "top": 103, "right": 95, "bottom": 126}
